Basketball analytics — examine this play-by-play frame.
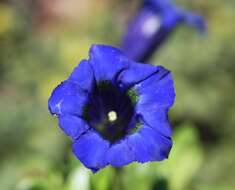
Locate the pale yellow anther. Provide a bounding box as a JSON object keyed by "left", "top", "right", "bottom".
{"left": 108, "top": 111, "right": 117, "bottom": 122}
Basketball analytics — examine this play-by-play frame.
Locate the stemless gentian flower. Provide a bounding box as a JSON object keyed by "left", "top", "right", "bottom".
{"left": 120, "top": 0, "right": 206, "bottom": 62}
{"left": 48, "top": 45, "right": 175, "bottom": 172}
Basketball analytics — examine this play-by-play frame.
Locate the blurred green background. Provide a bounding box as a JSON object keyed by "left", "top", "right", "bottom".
{"left": 0, "top": 0, "right": 235, "bottom": 189}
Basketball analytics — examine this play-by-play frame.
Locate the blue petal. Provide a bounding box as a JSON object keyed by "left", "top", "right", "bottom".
{"left": 68, "top": 60, "right": 95, "bottom": 92}
{"left": 120, "top": 7, "right": 163, "bottom": 62}
{"left": 120, "top": 5, "right": 181, "bottom": 62}
{"left": 117, "top": 62, "right": 163, "bottom": 89}
{"left": 162, "top": 10, "right": 181, "bottom": 29}
{"left": 145, "top": 0, "right": 172, "bottom": 10}
{"left": 48, "top": 81, "right": 88, "bottom": 116}
{"left": 181, "top": 10, "right": 207, "bottom": 33}
{"left": 134, "top": 67, "right": 175, "bottom": 137}
{"left": 120, "top": 0, "right": 206, "bottom": 62}
{"left": 58, "top": 115, "right": 89, "bottom": 140}
{"left": 89, "top": 45, "right": 129, "bottom": 83}
{"left": 73, "top": 130, "right": 110, "bottom": 171}
{"left": 127, "top": 125, "right": 172, "bottom": 162}
{"left": 106, "top": 139, "right": 134, "bottom": 167}
{"left": 147, "top": 1, "right": 206, "bottom": 33}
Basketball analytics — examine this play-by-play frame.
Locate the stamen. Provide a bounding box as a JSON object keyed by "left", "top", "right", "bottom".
{"left": 108, "top": 111, "right": 117, "bottom": 122}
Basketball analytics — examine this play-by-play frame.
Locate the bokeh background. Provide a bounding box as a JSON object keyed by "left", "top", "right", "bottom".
{"left": 0, "top": 0, "right": 235, "bottom": 189}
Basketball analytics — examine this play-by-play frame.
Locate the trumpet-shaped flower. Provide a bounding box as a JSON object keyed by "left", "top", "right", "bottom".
{"left": 48, "top": 45, "right": 175, "bottom": 172}
{"left": 120, "top": 0, "right": 206, "bottom": 62}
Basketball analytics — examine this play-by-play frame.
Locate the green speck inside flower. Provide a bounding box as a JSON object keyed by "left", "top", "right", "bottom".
{"left": 130, "top": 122, "right": 142, "bottom": 134}
{"left": 127, "top": 88, "right": 139, "bottom": 105}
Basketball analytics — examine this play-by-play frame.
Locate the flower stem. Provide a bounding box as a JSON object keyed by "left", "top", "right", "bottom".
{"left": 110, "top": 167, "right": 124, "bottom": 190}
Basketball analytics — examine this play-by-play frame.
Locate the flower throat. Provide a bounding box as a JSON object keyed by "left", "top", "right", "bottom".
{"left": 84, "top": 81, "right": 135, "bottom": 143}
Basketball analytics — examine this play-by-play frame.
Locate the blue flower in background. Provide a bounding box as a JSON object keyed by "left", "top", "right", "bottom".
{"left": 120, "top": 0, "right": 206, "bottom": 62}
{"left": 48, "top": 45, "right": 175, "bottom": 172}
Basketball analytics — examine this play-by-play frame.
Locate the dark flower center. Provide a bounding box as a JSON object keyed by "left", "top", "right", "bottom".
{"left": 84, "top": 81, "right": 135, "bottom": 143}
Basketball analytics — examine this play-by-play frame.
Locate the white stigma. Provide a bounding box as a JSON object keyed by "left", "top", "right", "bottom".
{"left": 108, "top": 111, "right": 117, "bottom": 122}
{"left": 142, "top": 15, "right": 161, "bottom": 37}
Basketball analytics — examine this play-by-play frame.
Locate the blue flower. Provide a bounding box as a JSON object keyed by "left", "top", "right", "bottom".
{"left": 120, "top": 0, "right": 206, "bottom": 62}
{"left": 48, "top": 45, "right": 175, "bottom": 172}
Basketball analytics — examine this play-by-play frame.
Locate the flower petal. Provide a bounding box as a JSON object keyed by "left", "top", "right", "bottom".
{"left": 58, "top": 115, "right": 89, "bottom": 140}
{"left": 48, "top": 81, "right": 88, "bottom": 116}
{"left": 72, "top": 130, "right": 110, "bottom": 172}
{"left": 145, "top": 0, "right": 172, "bottom": 10}
{"left": 106, "top": 139, "right": 134, "bottom": 167}
{"left": 89, "top": 45, "right": 129, "bottom": 83}
{"left": 127, "top": 125, "right": 172, "bottom": 162}
{"left": 120, "top": 7, "right": 162, "bottom": 62}
{"left": 117, "top": 62, "right": 163, "bottom": 89}
{"left": 181, "top": 10, "right": 206, "bottom": 33}
{"left": 134, "top": 67, "right": 175, "bottom": 137}
{"left": 120, "top": 0, "right": 206, "bottom": 62}
{"left": 68, "top": 60, "right": 95, "bottom": 92}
